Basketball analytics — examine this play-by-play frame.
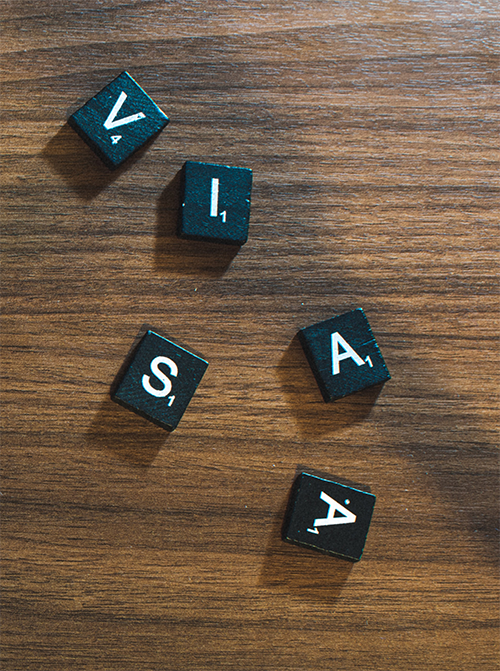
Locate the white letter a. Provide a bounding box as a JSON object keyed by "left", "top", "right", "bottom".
{"left": 331, "top": 332, "right": 365, "bottom": 375}
{"left": 309, "top": 491, "right": 357, "bottom": 532}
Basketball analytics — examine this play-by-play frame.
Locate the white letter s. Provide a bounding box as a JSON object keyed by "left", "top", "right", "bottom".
{"left": 142, "top": 356, "right": 178, "bottom": 398}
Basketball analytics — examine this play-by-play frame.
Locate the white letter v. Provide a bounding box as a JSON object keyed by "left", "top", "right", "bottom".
{"left": 103, "top": 91, "right": 146, "bottom": 130}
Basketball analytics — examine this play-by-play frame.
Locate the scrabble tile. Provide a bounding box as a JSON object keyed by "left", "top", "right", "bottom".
{"left": 298, "top": 308, "right": 390, "bottom": 402}
{"left": 177, "top": 161, "right": 252, "bottom": 245}
{"left": 282, "top": 472, "right": 376, "bottom": 561}
{"left": 68, "top": 71, "right": 169, "bottom": 169}
{"left": 111, "top": 330, "right": 208, "bottom": 431}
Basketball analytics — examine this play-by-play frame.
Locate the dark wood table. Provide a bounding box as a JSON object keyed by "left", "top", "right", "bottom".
{"left": 2, "top": 2, "right": 498, "bottom": 669}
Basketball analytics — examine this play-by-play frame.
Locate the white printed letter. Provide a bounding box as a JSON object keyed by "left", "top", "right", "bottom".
{"left": 307, "top": 492, "right": 356, "bottom": 533}
{"left": 142, "top": 356, "right": 178, "bottom": 398}
{"left": 103, "top": 91, "right": 146, "bottom": 130}
{"left": 210, "top": 178, "right": 219, "bottom": 217}
{"left": 331, "top": 332, "right": 365, "bottom": 375}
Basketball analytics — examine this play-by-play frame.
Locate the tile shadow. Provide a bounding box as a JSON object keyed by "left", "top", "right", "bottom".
{"left": 276, "top": 334, "right": 384, "bottom": 439}
{"left": 42, "top": 122, "right": 157, "bottom": 201}
{"left": 259, "top": 489, "right": 353, "bottom": 603}
{"left": 154, "top": 170, "right": 239, "bottom": 277}
{"left": 85, "top": 394, "right": 168, "bottom": 468}
{"left": 109, "top": 323, "right": 152, "bottom": 398}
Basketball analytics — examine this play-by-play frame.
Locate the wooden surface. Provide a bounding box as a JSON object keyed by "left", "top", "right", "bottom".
{"left": 1, "top": 1, "right": 499, "bottom": 669}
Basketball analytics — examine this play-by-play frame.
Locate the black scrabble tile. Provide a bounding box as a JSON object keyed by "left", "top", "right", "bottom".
{"left": 111, "top": 330, "right": 208, "bottom": 431}
{"left": 177, "top": 161, "right": 252, "bottom": 246}
{"left": 68, "top": 71, "right": 169, "bottom": 169}
{"left": 282, "top": 472, "right": 376, "bottom": 562}
{"left": 298, "top": 308, "right": 391, "bottom": 402}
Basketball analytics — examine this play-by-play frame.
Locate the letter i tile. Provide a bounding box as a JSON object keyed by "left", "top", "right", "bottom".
{"left": 177, "top": 161, "right": 253, "bottom": 246}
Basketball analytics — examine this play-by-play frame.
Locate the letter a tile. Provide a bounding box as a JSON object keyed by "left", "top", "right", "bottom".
{"left": 298, "top": 308, "right": 391, "bottom": 402}
{"left": 282, "top": 472, "right": 376, "bottom": 561}
{"left": 68, "top": 71, "right": 169, "bottom": 169}
{"left": 111, "top": 330, "right": 208, "bottom": 431}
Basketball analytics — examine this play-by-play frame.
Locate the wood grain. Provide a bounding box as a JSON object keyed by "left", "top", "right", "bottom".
{"left": 1, "top": 1, "right": 499, "bottom": 669}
